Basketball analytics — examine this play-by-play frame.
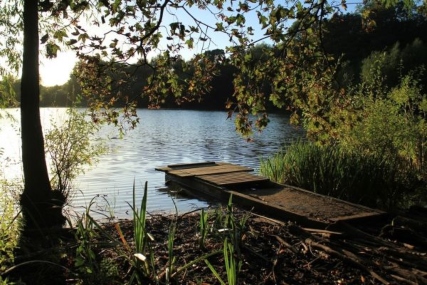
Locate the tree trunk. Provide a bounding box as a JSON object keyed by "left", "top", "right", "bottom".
{"left": 20, "top": 0, "right": 58, "bottom": 232}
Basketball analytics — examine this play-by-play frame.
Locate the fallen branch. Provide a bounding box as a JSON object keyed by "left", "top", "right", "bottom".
{"left": 306, "top": 238, "right": 390, "bottom": 285}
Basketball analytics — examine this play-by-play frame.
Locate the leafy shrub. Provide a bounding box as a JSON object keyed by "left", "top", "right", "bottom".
{"left": 45, "top": 108, "right": 107, "bottom": 201}
{"left": 271, "top": 51, "right": 427, "bottom": 210}
{"left": 344, "top": 69, "right": 427, "bottom": 171}
{"left": 0, "top": 182, "right": 20, "bottom": 276}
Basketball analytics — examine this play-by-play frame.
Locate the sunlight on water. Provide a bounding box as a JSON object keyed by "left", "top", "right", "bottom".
{"left": 1, "top": 108, "right": 304, "bottom": 220}
{"left": 0, "top": 108, "right": 70, "bottom": 181}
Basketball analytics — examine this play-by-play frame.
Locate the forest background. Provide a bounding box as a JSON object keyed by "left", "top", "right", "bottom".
{"left": 2, "top": 1, "right": 427, "bottom": 112}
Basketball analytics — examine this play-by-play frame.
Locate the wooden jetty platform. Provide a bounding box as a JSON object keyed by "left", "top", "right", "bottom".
{"left": 156, "top": 162, "right": 388, "bottom": 228}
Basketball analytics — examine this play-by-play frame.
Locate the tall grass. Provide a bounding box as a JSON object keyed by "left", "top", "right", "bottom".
{"left": 73, "top": 196, "right": 124, "bottom": 283}
{"left": 259, "top": 149, "right": 288, "bottom": 184}
{"left": 205, "top": 195, "right": 246, "bottom": 285}
{"left": 223, "top": 238, "right": 241, "bottom": 285}
{"left": 126, "top": 181, "right": 156, "bottom": 283}
{"left": 260, "top": 141, "right": 422, "bottom": 210}
{"left": 199, "top": 208, "right": 209, "bottom": 250}
{"left": 2, "top": 181, "right": 253, "bottom": 284}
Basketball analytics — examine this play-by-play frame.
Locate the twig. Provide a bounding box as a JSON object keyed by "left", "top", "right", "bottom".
{"left": 1, "top": 260, "right": 73, "bottom": 277}
{"left": 273, "top": 235, "right": 299, "bottom": 254}
{"left": 306, "top": 238, "right": 390, "bottom": 285}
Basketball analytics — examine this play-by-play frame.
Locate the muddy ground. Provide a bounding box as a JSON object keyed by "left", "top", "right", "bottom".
{"left": 6, "top": 206, "right": 427, "bottom": 285}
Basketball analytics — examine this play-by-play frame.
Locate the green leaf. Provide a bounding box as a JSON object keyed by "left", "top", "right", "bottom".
{"left": 420, "top": 98, "right": 427, "bottom": 112}
{"left": 112, "top": 0, "right": 122, "bottom": 12}
{"left": 46, "top": 42, "right": 60, "bottom": 58}
{"left": 226, "top": 16, "right": 236, "bottom": 24}
{"left": 40, "top": 34, "right": 49, "bottom": 44}
{"left": 78, "top": 33, "right": 89, "bottom": 43}
{"left": 189, "top": 25, "right": 199, "bottom": 32}
{"left": 257, "top": 13, "right": 268, "bottom": 29}
{"left": 236, "top": 14, "right": 246, "bottom": 26}
{"left": 179, "top": 24, "right": 186, "bottom": 39}
{"left": 170, "top": 22, "right": 180, "bottom": 31}
{"left": 215, "top": 22, "right": 224, "bottom": 31}
{"left": 135, "top": 23, "right": 143, "bottom": 31}
{"left": 67, "top": 39, "right": 78, "bottom": 45}
{"left": 186, "top": 38, "right": 194, "bottom": 48}
{"left": 53, "top": 30, "right": 68, "bottom": 41}
{"left": 126, "top": 5, "right": 135, "bottom": 14}
{"left": 75, "top": 257, "right": 85, "bottom": 267}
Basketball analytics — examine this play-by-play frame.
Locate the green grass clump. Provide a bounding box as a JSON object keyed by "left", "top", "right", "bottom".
{"left": 69, "top": 183, "right": 249, "bottom": 285}
{"left": 260, "top": 141, "right": 423, "bottom": 210}
{"left": 0, "top": 184, "right": 20, "bottom": 285}
{"left": 0, "top": 178, "right": 263, "bottom": 285}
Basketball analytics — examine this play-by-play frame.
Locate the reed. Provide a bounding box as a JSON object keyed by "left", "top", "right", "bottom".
{"left": 199, "top": 208, "right": 209, "bottom": 249}
{"left": 259, "top": 149, "right": 288, "bottom": 184}
{"left": 74, "top": 197, "right": 100, "bottom": 274}
{"left": 165, "top": 198, "right": 178, "bottom": 284}
{"left": 75, "top": 181, "right": 155, "bottom": 283}
{"left": 205, "top": 195, "right": 246, "bottom": 284}
{"left": 260, "top": 141, "right": 421, "bottom": 209}
{"left": 126, "top": 181, "right": 155, "bottom": 283}
{"left": 223, "top": 238, "right": 241, "bottom": 285}
{"left": 3, "top": 182, "right": 254, "bottom": 284}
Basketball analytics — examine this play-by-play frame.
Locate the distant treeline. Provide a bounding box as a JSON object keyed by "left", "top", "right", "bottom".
{"left": 3, "top": 4, "right": 427, "bottom": 110}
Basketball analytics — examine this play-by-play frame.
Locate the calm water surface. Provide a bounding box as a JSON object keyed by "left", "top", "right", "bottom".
{"left": 0, "top": 108, "right": 303, "bottom": 220}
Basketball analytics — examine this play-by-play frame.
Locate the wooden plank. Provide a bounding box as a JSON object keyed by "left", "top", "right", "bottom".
{"left": 330, "top": 212, "right": 386, "bottom": 222}
{"left": 156, "top": 161, "right": 239, "bottom": 172}
{"left": 155, "top": 161, "right": 216, "bottom": 171}
{"left": 168, "top": 164, "right": 253, "bottom": 177}
{"left": 198, "top": 172, "right": 269, "bottom": 186}
{"left": 159, "top": 161, "right": 388, "bottom": 226}
{"left": 167, "top": 161, "right": 216, "bottom": 169}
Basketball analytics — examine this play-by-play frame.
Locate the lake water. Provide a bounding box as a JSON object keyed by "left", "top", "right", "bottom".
{"left": 0, "top": 108, "right": 304, "bottom": 220}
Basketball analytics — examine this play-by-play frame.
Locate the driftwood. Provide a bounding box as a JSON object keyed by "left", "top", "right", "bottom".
{"left": 280, "top": 219, "right": 427, "bottom": 285}
{"left": 305, "top": 238, "right": 389, "bottom": 284}
{"left": 381, "top": 224, "right": 427, "bottom": 248}
{"left": 301, "top": 227, "right": 344, "bottom": 239}
{"left": 230, "top": 203, "right": 427, "bottom": 284}
{"left": 273, "top": 234, "right": 299, "bottom": 254}
{"left": 392, "top": 215, "right": 427, "bottom": 236}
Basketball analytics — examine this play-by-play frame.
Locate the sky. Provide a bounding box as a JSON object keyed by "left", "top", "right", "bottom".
{"left": 32, "top": 0, "right": 360, "bottom": 87}
{"left": 40, "top": 51, "right": 76, "bottom": 86}
{"left": 38, "top": 3, "right": 250, "bottom": 87}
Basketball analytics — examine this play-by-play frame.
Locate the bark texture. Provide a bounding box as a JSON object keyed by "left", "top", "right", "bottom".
{"left": 20, "top": 0, "right": 64, "bottom": 232}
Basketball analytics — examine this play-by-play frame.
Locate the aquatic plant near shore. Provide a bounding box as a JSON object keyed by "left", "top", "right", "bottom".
{"left": 260, "top": 141, "right": 423, "bottom": 210}
{"left": 127, "top": 181, "right": 156, "bottom": 283}
{"left": 199, "top": 208, "right": 209, "bottom": 250}
{"left": 2, "top": 181, "right": 255, "bottom": 284}
{"left": 205, "top": 195, "right": 246, "bottom": 285}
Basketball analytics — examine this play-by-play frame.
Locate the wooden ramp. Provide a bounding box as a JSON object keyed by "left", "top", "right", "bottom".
{"left": 156, "top": 162, "right": 387, "bottom": 228}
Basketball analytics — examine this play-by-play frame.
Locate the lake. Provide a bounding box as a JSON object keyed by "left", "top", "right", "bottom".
{"left": 0, "top": 108, "right": 304, "bottom": 220}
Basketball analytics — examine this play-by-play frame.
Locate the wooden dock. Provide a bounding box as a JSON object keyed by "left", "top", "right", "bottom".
{"left": 156, "top": 162, "right": 387, "bottom": 228}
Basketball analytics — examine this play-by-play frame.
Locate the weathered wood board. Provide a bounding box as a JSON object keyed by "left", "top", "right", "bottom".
{"left": 157, "top": 161, "right": 388, "bottom": 228}
{"left": 166, "top": 163, "right": 252, "bottom": 177}
{"left": 197, "top": 172, "right": 269, "bottom": 187}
